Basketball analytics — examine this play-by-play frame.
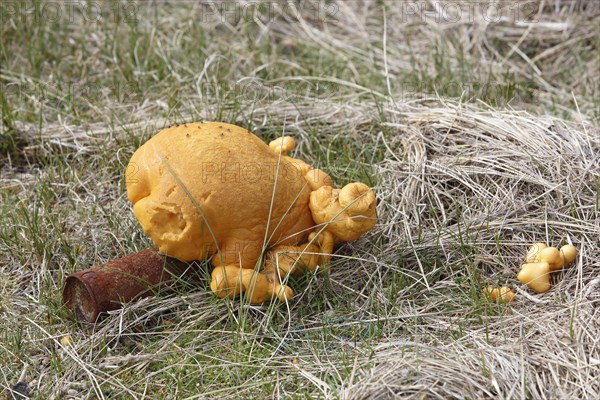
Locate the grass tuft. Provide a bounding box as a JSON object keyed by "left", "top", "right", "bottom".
{"left": 1, "top": 1, "right": 599, "bottom": 399}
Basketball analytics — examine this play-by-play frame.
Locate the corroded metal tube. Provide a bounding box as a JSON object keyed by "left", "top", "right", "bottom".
{"left": 63, "top": 248, "right": 190, "bottom": 323}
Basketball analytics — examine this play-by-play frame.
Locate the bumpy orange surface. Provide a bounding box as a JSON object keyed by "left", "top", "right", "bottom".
{"left": 127, "top": 122, "right": 317, "bottom": 264}
{"left": 126, "top": 122, "right": 377, "bottom": 303}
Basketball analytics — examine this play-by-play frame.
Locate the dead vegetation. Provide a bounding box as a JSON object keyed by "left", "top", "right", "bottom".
{"left": 1, "top": 1, "right": 599, "bottom": 399}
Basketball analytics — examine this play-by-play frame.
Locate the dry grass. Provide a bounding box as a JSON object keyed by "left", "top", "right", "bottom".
{"left": 1, "top": 1, "right": 599, "bottom": 399}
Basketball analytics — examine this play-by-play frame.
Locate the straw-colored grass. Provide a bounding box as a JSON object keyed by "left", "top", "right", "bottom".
{"left": 1, "top": 1, "right": 598, "bottom": 399}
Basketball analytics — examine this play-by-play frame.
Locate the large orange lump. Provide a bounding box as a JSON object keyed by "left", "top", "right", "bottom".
{"left": 126, "top": 122, "right": 377, "bottom": 303}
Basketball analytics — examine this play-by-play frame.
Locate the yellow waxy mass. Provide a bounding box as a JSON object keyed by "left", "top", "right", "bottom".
{"left": 126, "top": 122, "right": 377, "bottom": 303}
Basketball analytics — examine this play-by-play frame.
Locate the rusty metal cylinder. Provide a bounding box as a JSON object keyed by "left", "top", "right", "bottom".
{"left": 63, "top": 248, "right": 190, "bottom": 323}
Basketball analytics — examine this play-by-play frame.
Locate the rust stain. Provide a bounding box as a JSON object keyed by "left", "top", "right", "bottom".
{"left": 63, "top": 249, "right": 191, "bottom": 324}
